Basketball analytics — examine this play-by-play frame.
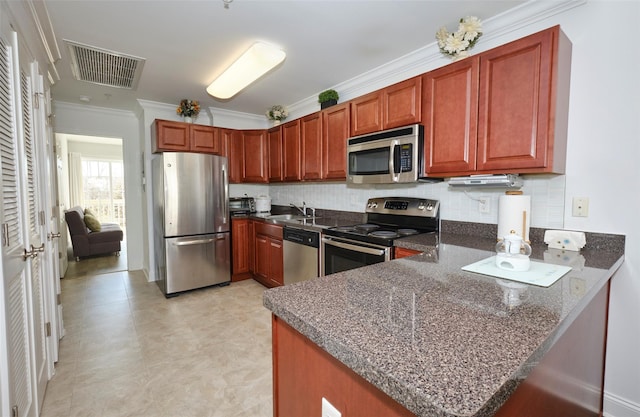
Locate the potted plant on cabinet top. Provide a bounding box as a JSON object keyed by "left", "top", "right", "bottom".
{"left": 318, "top": 89, "right": 339, "bottom": 109}
{"left": 176, "top": 99, "right": 200, "bottom": 123}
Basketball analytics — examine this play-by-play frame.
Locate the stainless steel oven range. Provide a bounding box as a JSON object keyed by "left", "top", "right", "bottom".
{"left": 321, "top": 197, "right": 439, "bottom": 276}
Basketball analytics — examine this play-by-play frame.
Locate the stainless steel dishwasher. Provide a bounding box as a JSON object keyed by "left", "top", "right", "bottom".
{"left": 283, "top": 226, "right": 319, "bottom": 285}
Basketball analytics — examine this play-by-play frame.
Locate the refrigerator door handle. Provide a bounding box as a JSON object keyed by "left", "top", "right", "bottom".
{"left": 221, "top": 165, "right": 228, "bottom": 224}
{"left": 172, "top": 238, "right": 216, "bottom": 246}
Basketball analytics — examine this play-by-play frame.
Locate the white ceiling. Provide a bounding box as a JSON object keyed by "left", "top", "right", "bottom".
{"left": 44, "top": 0, "right": 525, "bottom": 116}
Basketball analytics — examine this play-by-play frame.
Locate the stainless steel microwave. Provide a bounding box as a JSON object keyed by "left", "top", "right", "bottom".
{"left": 347, "top": 124, "right": 424, "bottom": 184}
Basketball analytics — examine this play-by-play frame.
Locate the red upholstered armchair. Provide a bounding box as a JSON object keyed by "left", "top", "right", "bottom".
{"left": 64, "top": 206, "right": 123, "bottom": 261}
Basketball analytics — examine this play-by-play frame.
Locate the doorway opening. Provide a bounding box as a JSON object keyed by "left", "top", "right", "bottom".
{"left": 56, "top": 133, "right": 128, "bottom": 277}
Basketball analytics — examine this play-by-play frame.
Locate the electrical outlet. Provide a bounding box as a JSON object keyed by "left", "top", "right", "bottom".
{"left": 479, "top": 198, "right": 490, "bottom": 214}
{"left": 572, "top": 197, "right": 589, "bottom": 217}
{"left": 322, "top": 397, "right": 342, "bottom": 417}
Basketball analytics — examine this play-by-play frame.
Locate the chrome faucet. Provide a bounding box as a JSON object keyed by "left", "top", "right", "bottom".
{"left": 291, "top": 201, "right": 308, "bottom": 216}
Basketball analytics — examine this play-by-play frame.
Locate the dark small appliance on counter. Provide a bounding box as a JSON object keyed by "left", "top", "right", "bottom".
{"left": 229, "top": 196, "right": 255, "bottom": 216}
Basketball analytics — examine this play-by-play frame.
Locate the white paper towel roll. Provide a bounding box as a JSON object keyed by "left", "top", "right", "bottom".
{"left": 498, "top": 193, "right": 531, "bottom": 242}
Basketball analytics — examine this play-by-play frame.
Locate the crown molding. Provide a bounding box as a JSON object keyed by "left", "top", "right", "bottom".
{"left": 53, "top": 100, "right": 136, "bottom": 118}
{"left": 287, "top": 0, "right": 586, "bottom": 120}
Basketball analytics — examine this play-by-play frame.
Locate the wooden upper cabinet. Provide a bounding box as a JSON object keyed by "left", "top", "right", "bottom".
{"left": 350, "top": 77, "right": 422, "bottom": 136}
{"left": 190, "top": 124, "right": 220, "bottom": 154}
{"left": 422, "top": 25, "right": 570, "bottom": 177}
{"left": 301, "top": 112, "right": 323, "bottom": 180}
{"left": 153, "top": 119, "right": 221, "bottom": 154}
{"left": 242, "top": 130, "right": 268, "bottom": 183}
{"left": 322, "top": 103, "right": 350, "bottom": 180}
{"left": 222, "top": 129, "right": 243, "bottom": 183}
{"left": 422, "top": 57, "right": 479, "bottom": 175}
{"left": 153, "top": 119, "right": 190, "bottom": 152}
{"left": 477, "top": 25, "right": 570, "bottom": 174}
{"left": 268, "top": 126, "right": 283, "bottom": 182}
{"left": 282, "top": 120, "right": 302, "bottom": 182}
{"left": 350, "top": 91, "right": 382, "bottom": 136}
{"left": 382, "top": 77, "right": 422, "bottom": 130}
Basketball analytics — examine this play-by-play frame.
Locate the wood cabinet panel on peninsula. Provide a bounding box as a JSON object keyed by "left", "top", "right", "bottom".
{"left": 152, "top": 119, "right": 221, "bottom": 154}
{"left": 422, "top": 25, "right": 570, "bottom": 177}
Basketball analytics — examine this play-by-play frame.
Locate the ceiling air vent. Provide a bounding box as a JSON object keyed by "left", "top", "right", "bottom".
{"left": 64, "top": 40, "right": 145, "bottom": 89}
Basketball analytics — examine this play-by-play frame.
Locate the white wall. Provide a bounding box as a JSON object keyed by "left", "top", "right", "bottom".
{"left": 51, "top": 102, "right": 145, "bottom": 271}
{"left": 66, "top": 140, "right": 123, "bottom": 160}
{"left": 550, "top": 2, "right": 640, "bottom": 416}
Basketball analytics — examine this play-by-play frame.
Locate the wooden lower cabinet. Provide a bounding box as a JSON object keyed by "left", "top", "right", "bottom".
{"left": 231, "top": 218, "right": 251, "bottom": 281}
{"left": 273, "top": 316, "right": 416, "bottom": 417}
{"left": 253, "top": 222, "right": 283, "bottom": 287}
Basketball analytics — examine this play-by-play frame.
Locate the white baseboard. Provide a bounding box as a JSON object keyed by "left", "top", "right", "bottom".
{"left": 604, "top": 391, "right": 640, "bottom": 417}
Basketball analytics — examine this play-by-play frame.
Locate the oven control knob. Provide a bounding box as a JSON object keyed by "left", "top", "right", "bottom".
{"left": 426, "top": 204, "right": 434, "bottom": 211}
{"left": 418, "top": 203, "right": 426, "bottom": 210}
{"left": 368, "top": 202, "right": 378, "bottom": 209}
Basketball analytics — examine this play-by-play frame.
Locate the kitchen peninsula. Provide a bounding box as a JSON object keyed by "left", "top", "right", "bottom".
{"left": 263, "top": 232, "right": 624, "bottom": 417}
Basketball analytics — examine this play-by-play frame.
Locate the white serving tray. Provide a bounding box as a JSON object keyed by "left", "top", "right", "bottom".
{"left": 462, "top": 256, "right": 572, "bottom": 287}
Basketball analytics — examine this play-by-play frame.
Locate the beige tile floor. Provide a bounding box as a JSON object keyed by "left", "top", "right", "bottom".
{"left": 41, "top": 262, "right": 273, "bottom": 417}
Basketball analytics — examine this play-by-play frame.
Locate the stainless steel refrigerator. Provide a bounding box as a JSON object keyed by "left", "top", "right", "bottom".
{"left": 152, "top": 152, "right": 230, "bottom": 297}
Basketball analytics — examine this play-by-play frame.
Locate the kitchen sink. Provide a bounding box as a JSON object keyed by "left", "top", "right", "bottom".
{"left": 263, "top": 214, "right": 322, "bottom": 225}
{"left": 265, "top": 214, "right": 308, "bottom": 220}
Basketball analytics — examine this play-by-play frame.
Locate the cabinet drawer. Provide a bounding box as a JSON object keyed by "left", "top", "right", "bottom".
{"left": 254, "top": 221, "right": 283, "bottom": 240}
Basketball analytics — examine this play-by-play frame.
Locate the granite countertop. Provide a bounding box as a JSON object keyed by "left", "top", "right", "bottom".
{"left": 263, "top": 233, "right": 625, "bottom": 417}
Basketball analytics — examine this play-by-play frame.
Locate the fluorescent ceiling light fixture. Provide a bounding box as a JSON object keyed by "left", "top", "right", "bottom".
{"left": 206, "top": 42, "right": 285, "bottom": 99}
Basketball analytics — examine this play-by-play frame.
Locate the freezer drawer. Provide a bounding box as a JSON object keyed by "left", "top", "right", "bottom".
{"left": 163, "top": 233, "right": 230, "bottom": 296}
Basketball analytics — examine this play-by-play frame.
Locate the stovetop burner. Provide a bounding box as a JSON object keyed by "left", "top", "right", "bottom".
{"left": 369, "top": 230, "right": 399, "bottom": 238}
{"left": 323, "top": 197, "right": 439, "bottom": 247}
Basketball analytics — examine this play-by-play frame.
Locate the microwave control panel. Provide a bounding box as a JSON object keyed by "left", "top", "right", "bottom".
{"left": 398, "top": 144, "right": 412, "bottom": 172}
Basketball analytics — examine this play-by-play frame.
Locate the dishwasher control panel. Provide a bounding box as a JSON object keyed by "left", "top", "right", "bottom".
{"left": 283, "top": 227, "right": 319, "bottom": 248}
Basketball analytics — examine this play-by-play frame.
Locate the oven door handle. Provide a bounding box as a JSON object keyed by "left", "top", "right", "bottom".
{"left": 322, "top": 237, "right": 387, "bottom": 256}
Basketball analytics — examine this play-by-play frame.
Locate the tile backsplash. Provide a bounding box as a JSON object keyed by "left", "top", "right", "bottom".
{"left": 230, "top": 174, "right": 566, "bottom": 229}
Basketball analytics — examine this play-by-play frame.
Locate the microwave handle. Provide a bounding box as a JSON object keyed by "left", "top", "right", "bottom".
{"left": 390, "top": 140, "right": 401, "bottom": 180}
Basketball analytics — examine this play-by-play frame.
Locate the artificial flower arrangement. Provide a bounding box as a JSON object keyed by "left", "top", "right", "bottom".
{"left": 436, "top": 16, "right": 483, "bottom": 59}
{"left": 176, "top": 99, "right": 201, "bottom": 117}
{"left": 266, "top": 105, "right": 288, "bottom": 122}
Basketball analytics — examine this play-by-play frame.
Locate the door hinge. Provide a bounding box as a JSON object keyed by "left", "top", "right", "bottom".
{"left": 39, "top": 210, "right": 46, "bottom": 226}
{"left": 57, "top": 293, "right": 61, "bottom": 305}
{"left": 33, "top": 92, "right": 44, "bottom": 109}
{"left": 12, "top": 405, "right": 18, "bottom": 417}
{"left": 45, "top": 322, "right": 51, "bottom": 337}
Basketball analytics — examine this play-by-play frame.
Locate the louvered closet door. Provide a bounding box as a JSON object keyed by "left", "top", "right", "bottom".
{"left": 0, "top": 36, "right": 35, "bottom": 417}
{"left": 21, "top": 67, "right": 48, "bottom": 413}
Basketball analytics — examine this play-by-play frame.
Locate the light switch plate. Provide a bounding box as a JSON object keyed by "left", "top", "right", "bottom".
{"left": 572, "top": 197, "right": 589, "bottom": 217}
